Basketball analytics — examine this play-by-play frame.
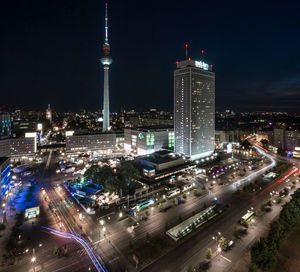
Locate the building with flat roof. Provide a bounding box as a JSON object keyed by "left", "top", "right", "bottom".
{"left": 135, "top": 150, "right": 195, "bottom": 179}
{"left": 0, "top": 136, "right": 36, "bottom": 160}
{"left": 124, "top": 127, "right": 174, "bottom": 155}
{"left": 174, "top": 58, "right": 215, "bottom": 160}
{"left": 65, "top": 132, "right": 116, "bottom": 154}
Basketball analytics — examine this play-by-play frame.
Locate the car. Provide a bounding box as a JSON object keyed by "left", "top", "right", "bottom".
{"left": 228, "top": 240, "right": 234, "bottom": 248}
{"left": 132, "top": 222, "right": 140, "bottom": 229}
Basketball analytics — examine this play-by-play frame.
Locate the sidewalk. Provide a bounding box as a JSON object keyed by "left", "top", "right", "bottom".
{"left": 208, "top": 182, "right": 300, "bottom": 272}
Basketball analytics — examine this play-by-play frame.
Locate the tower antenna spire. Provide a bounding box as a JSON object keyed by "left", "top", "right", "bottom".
{"left": 185, "top": 43, "right": 189, "bottom": 59}
{"left": 105, "top": 2, "right": 108, "bottom": 43}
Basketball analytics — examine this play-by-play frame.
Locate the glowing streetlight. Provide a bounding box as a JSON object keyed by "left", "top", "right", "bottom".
{"left": 119, "top": 212, "right": 123, "bottom": 218}
{"left": 31, "top": 256, "right": 36, "bottom": 263}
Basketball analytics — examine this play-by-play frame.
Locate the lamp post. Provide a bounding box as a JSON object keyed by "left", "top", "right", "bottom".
{"left": 31, "top": 248, "right": 36, "bottom": 272}
{"left": 212, "top": 231, "right": 222, "bottom": 255}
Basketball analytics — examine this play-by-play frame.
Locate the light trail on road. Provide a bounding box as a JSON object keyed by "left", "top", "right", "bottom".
{"left": 42, "top": 226, "right": 109, "bottom": 272}
{"left": 225, "top": 145, "right": 276, "bottom": 193}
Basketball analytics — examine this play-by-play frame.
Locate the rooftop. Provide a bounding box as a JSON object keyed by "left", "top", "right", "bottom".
{"left": 138, "top": 150, "right": 182, "bottom": 164}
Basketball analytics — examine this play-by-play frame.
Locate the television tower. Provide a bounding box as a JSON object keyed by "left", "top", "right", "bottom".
{"left": 100, "top": 2, "right": 112, "bottom": 132}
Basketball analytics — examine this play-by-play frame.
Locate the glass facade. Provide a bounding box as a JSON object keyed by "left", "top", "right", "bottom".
{"left": 146, "top": 133, "right": 155, "bottom": 149}
{"left": 168, "top": 132, "right": 175, "bottom": 149}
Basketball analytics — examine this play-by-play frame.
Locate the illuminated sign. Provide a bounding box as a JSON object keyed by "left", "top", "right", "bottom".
{"left": 25, "top": 206, "right": 40, "bottom": 219}
{"left": 227, "top": 143, "right": 232, "bottom": 154}
{"left": 195, "top": 61, "right": 209, "bottom": 70}
{"left": 37, "top": 123, "right": 43, "bottom": 131}
{"left": 138, "top": 133, "right": 144, "bottom": 139}
{"left": 66, "top": 131, "right": 74, "bottom": 137}
{"left": 25, "top": 132, "right": 37, "bottom": 138}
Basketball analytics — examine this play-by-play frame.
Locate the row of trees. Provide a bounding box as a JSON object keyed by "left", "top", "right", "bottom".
{"left": 84, "top": 162, "right": 141, "bottom": 196}
{"left": 251, "top": 188, "right": 300, "bottom": 271}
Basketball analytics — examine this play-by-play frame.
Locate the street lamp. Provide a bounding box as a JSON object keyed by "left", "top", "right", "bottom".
{"left": 119, "top": 212, "right": 123, "bottom": 218}
{"left": 31, "top": 257, "right": 36, "bottom": 263}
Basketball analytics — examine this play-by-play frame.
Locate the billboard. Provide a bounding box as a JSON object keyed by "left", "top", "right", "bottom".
{"left": 25, "top": 206, "right": 40, "bottom": 219}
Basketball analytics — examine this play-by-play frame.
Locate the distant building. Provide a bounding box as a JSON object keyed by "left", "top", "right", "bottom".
{"left": 174, "top": 59, "right": 215, "bottom": 160}
{"left": 124, "top": 127, "right": 174, "bottom": 155}
{"left": 0, "top": 136, "right": 36, "bottom": 160}
{"left": 215, "top": 130, "right": 239, "bottom": 147}
{"left": 46, "top": 104, "right": 52, "bottom": 123}
{"left": 0, "top": 157, "right": 11, "bottom": 200}
{"left": 65, "top": 133, "right": 116, "bottom": 154}
{"left": 272, "top": 127, "right": 300, "bottom": 156}
{"left": 0, "top": 114, "right": 11, "bottom": 139}
{"left": 273, "top": 128, "right": 285, "bottom": 150}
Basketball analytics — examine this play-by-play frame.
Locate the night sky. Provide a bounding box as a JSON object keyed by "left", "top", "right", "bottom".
{"left": 1, "top": 0, "right": 300, "bottom": 112}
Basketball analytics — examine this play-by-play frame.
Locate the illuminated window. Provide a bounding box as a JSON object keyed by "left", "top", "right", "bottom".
{"left": 146, "top": 133, "right": 155, "bottom": 147}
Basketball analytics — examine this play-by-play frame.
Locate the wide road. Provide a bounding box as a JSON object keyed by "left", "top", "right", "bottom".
{"left": 141, "top": 148, "right": 298, "bottom": 272}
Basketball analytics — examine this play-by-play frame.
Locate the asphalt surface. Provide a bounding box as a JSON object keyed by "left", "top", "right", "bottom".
{"left": 4, "top": 147, "right": 299, "bottom": 272}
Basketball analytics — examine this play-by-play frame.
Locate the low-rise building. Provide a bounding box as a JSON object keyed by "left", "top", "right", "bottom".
{"left": 65, "top": 132, "right": 116, "bottom": 154}
{"left": 0, "top": 136, "right": 36, "bottom": 160}
{"left": 124, "top": 127, "right": 174, "bottom": 155}
{"left": 135, "top": 150, "right": 194, "bottom": 180}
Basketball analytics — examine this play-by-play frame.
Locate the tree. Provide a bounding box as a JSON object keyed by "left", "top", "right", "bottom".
{"left": 118, "top": 162, "right": 141, "bottom": 183}
{"left": 83, "top": 165, "right": 101, "bottom": 181}
{"left": 260, "top": 139, "right": 269, "bottom": 148}
{"left": 233, "top": 229, "right": 240, "bottom": 239}
{"left": 277, "top": 147, "right": 286, "bottom": 157}
{"left": 146, "top": 232, "right": 151, "bottom": 242}
{"left": 206, "top": 248, "right": 212, "bottom": 260}
{"left": 241, "top": 139, "right": 252, "bottom": 150}
{"left": 218, "top": 236, "right": 228, "bottom": 251}
{"left": 104, "top": 175, "right": 120, "bottom": 194}
{"left": 249, "top": 263, "right": 258, "bottom": 272}
{"left": 251, "top": 238, "right": 275, "bottom": 271}
{"left": 186, "top": 264, "right": 194, "bottom": 272}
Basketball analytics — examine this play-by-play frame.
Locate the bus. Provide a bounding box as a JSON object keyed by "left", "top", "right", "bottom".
{"left": 133, "top": 198, "right": 154, "bottom": 211}
{"left": 166, "top": 188, "right": 181, "bottom": 199}
{"left": 239, "top": 210, "right": 255, "bottom": 225}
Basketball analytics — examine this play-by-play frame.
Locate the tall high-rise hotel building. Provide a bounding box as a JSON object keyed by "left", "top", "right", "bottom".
{"left": 174, "top": 58, "right": 215, "bottom": 160}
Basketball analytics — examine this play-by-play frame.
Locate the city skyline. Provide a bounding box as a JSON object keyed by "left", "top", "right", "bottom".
{"left": 1, "top": 1, "right": 300, "bottom": 113}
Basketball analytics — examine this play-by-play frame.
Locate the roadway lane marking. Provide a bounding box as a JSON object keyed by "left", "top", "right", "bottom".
{"left": 46, "top": 150, "right": 53, "bottom": 170}
{"left": 220, "top": 254, "right": 232, "bottom": 263}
